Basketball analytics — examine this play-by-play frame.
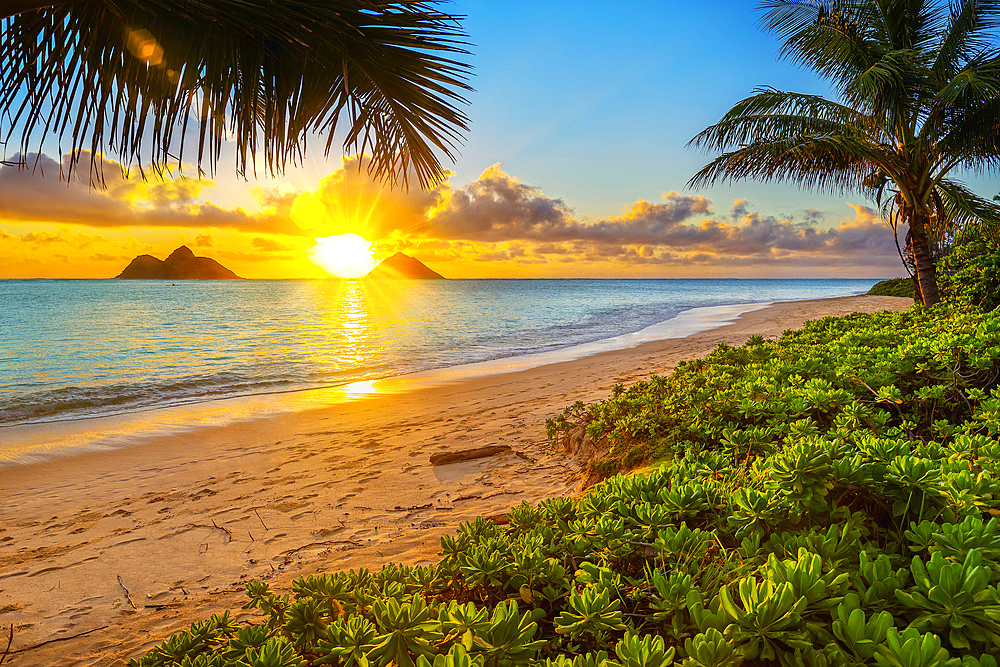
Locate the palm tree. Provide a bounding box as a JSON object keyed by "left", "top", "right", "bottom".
{"left": 689, "top": 0, "right": 1000, "bottom": 305}
{"left": 0, "top": 0, "right": 472, "bottom": 188}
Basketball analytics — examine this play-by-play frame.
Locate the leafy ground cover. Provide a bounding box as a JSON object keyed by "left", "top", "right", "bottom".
{"left": 135, "top": 304, "right": 1000, "bottom": 666}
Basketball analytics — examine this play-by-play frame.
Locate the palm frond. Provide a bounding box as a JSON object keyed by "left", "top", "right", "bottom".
{"left": 688, "top": 88, "right": 889, "bottom": 150}
{"left": 934, "top": 50, "right": 1000, "bottom": 107}
{"left": 936, "top": 177, "right": 1000, "bottom": 234}
{"left": 760, "top": 0, "right": 884, "bottom": 90}
{"left": 0, "top": 0, "right": 473, "bottom": 187}
{"left": 934, "top": 90, "right": 1000, "bottom": 171}
{"left": 688, "top": 134, "right": 884, "bottom": 193}
{"left": 932, "top": 0, "right": 1000, "bottom": 78}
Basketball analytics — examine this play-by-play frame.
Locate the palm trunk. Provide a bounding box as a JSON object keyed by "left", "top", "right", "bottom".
{"left": 908, "top": 214, "right": 939, "bottom": 306}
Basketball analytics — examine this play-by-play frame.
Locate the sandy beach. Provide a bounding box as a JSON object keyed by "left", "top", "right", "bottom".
{"left": 0, "top": 294, "right": 910, "bottom": 665}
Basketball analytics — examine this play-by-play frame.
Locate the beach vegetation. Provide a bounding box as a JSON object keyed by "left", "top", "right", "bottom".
{"left": 0, "top": 0, "right": 471, "bottom": 187}
{"left": 937, "top": 238, "right": 1000, "bottom": 312}
{"left": 137, "top": 297, "right": 1000, "bottom": 665}
{"left": 867, "top": 279, "right": 915, "bottom": 299}
{"left": 689, "top": 0, "right": 1000, "bottom": 305}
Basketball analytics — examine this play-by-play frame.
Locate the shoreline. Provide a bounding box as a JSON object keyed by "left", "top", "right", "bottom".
{"left": 0, "top": 299, "right": 774, "bottom": 469}
{"left": 0, "top": 294, "right": 911, "bottom": 665}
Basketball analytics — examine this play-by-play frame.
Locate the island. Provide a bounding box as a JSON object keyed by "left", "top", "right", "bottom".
{"left": 114, "top": 246, "right": 243, "bottom": 280}
{"left": 365, "top": 252, "right": 445, "bottom": 279}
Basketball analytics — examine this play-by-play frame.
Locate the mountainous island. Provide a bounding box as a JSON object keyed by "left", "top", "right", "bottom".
{"left": 365, "top": 252, "right": 445, "bottom": 279}
{"left": 115, "top": 246, "right": 243, "bottom": 280}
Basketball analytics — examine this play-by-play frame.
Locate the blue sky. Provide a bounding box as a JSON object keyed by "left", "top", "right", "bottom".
{"left": 201, "top": 1, "right": 854, "bottom": 219}
{"left": 450, "top": 0, "right": 844, "bottom": 218}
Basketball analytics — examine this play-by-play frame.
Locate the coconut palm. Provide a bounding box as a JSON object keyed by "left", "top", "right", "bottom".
{"left": 0, "top": 0, "right": 472, "bottom": 187}
{"left": 689, "top": 0, "right": 1000, "bottom": 305}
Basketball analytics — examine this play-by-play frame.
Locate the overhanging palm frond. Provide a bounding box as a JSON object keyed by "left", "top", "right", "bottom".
{"left": 0, "top": 0, "right": 473, "bottom": 187}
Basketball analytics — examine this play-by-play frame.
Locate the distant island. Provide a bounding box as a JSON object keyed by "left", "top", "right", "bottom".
{"left": 115, "top": 246, "right": 243, "bottom": 280}
{"left": 365, "top": 252, "right": 444, "bottom": 279}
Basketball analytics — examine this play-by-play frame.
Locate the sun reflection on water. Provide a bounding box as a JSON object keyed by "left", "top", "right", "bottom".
{"left": 309, "top": 278, "right": 419, "bottom": 383}
{"left": 336, "top": 281, "right": 371, "bottom": 367}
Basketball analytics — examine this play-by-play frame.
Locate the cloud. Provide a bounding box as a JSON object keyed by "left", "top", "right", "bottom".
{"left": 282, "top": 155, "right": 444, "bottom": 239}
{"left": 89, "top": 253, "right": 125, "bottom": 262}
{"left": 730, "top": 198, "right": 750, "bottom": 220}
{"left": 409, "top": 165, "right": 901, "bottom": 271}
{"left": 423, "top": 164, "right": 713, "bottom": 243}
{"left": 21, "top": 230, "right": 64, "bottom": 244}
{"left": 0, "top": 152, "right": 299, "bottom": 235}
{"left": 251, "top": 237, "right": 292, "bottom": 252}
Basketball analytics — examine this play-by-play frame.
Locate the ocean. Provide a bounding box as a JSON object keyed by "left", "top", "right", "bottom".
{"left": 0, "top": 278, "right": 879, "bottom": 433}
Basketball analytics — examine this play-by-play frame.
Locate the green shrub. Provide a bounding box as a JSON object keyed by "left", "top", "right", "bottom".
{"left": 868, "top": 278, "right": 916, "bottom": 299}
{"left": 938, "top": 239, "right": 1000, "bottom": 311}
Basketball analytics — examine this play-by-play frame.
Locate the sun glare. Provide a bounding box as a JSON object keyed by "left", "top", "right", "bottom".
{"left": 309, "top": 233, "right": 377, "bottom": 278}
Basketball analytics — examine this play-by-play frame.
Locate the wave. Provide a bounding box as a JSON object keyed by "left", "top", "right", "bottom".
{"left": 0, "top": 373, "right": 297, "bottom": 426}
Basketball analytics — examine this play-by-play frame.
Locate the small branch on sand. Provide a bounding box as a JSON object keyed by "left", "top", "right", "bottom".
{"left": 186, "top": 522, "right": 233, "bottom": 542}
{"left": 253, "top": 508, "right": 269, "bottom": 532}
{"left": 143, "top": 602, "right": 180, "bottom": 610}
{"left": 117, "top": 575, "right": 136, "bottom": 609}
{"left": 453, "top": 489, "right": 523, "bottom": 503}
{"left": 429, "top": 445, "right": 510, "bottom": 466}
{"left": 10, "top": 625, "right": 108, "bottom": 655}
{"left": 390, "top": 503, "right": 433, "bottom": 512}
{"left": 0, "top": 624, "right": 12, "bottom": 667}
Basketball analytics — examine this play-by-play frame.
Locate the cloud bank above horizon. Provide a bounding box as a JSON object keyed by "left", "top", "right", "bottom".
{"left": 0, "top": 152, "right": 906, "bottom": 278}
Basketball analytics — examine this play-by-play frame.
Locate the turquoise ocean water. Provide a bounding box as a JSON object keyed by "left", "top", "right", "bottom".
{"left": 0, "top": 278, "right": 880, "bottom": 428}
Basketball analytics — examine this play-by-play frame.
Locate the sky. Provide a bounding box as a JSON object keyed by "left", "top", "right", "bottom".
{"left": 2, "top": 0, "right": 996, "bottom": 279}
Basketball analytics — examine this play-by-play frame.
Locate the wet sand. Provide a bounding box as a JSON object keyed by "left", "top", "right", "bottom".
{"left": 0, "top": 294, "right": 910, "bottom": 665}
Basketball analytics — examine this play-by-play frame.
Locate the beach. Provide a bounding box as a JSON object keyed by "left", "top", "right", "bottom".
{"left": 0, "top": 294, "right": 910, "bottom": 665}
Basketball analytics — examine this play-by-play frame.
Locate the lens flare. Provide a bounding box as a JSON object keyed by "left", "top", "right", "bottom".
{"left": 309, "top": 233, "right": 377, "bottom": 278}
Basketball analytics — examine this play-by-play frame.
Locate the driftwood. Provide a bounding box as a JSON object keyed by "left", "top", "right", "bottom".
{"left": 429, "top": 445, "right": 510, "bottom": 466}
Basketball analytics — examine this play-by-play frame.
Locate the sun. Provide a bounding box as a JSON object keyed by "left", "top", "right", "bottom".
{"left": 309, "top": 233, "right": 377, "bottom": 278}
